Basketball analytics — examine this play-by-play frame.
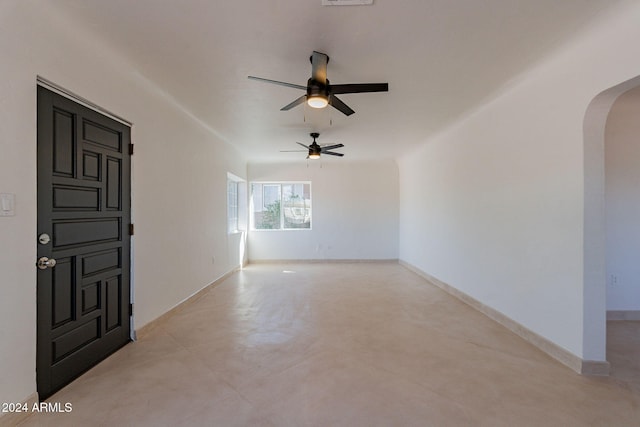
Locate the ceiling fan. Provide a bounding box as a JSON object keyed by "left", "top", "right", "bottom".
{"left": 248, "top": 51, "right": 388, "bottom": 116}
{"left": 282, "top": 132, "right": 344, "bottom": 159}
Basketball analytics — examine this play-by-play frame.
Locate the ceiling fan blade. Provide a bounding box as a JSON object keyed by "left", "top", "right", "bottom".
{"left": 323, "top": 151, "right": 344, "bottom": 157}
{"left": 320, "top": 143, "right": 344, "bottom": 152}
{"left": 281, "top": 95, "right": 308, "bottom": 111}
{"left": 248, "top": 76, "right": 307, "bottom": 90}
{"left": 329, "top": 94, "right": 355, "bottom": 116}
{"left": 280, "top": 150, "right": 306, "bottom": 152}
{"left": 329, "top": 83, "right": 389, "bottom": 94}
{"left": 311, "top": 51, "right": 328, "bottom": 84}
{"left": 296, "top": 142, "right": 310, "bottom": 149}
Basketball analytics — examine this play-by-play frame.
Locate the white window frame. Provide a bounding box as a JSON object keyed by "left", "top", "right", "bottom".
{"left": 227, "top": 173, "right": 247, "bottom": 234}
{"left": 250, "top": 181, "right": 312, "bottom": 231}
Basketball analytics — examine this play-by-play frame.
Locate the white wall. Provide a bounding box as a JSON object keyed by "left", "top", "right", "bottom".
{"left": 605, "top": 86, "right": 640, "bottom": 311}
{"left": 398, "top": 2, "right": 640, "bottom": 361}
{"left": 248, "top": 161, "right": 398, "bottom": 261}
{"left": 0, "top": 1, "right": 246, "bottom": 407}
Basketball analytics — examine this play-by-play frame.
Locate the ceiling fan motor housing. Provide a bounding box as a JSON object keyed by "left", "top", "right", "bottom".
{"left": 307, "top": 78, "right": 329, "bottom": 99}
{"left": 308, "top": 144, "right": 321, "bottom": 157}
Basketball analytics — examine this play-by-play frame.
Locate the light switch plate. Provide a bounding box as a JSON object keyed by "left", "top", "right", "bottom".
{"left": 0, "top": 193, "right": 15, "bottom": 216}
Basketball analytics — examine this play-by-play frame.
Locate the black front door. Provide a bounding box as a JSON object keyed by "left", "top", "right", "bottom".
{"left": 36, "top": 86, "right": 132, "bottom": 399}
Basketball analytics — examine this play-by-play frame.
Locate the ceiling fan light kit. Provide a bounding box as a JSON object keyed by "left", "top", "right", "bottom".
{"left": 307, "top": 94, "right": 328, "bottom": 109}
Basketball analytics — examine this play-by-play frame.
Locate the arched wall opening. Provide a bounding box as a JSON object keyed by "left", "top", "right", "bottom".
{"left": 583, "top": 75, "right": 640, "bottom": 365}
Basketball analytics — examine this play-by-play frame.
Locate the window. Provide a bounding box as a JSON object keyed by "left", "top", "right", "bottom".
{"left": 228, "top": 180, "right": 239, "bottom": 233}
{"left": 227, "top": 173, "right": 247, "bottom": 233}
{"left": 262, "top": 184, "right": 280, "bottom": 210}
{"left": 251, "top": 182, "right": 311, "bottom": 230}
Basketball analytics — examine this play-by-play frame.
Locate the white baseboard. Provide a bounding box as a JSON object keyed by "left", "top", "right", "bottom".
{"left": 248, "top": 258, "right": 399, "bottom": 264}
{"left": 399, "top": 260, "right": 610, "bottom": 376}
{"left": 607, "top": 310, "right": 640, "bottom": 321}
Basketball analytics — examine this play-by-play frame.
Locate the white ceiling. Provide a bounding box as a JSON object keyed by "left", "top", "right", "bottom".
{"left": 54, "top": 0, "right": 625, "bottom": 162}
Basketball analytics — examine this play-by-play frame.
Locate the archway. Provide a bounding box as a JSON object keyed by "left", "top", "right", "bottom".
{"left": 583, "top": 75, "right": 640, "bottom": 370}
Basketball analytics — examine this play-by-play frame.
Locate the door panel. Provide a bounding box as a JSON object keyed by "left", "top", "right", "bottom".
{"left": 37, "top": 86, "right": 131, "bottom": 400}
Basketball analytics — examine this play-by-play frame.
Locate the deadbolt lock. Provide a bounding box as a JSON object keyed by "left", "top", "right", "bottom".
{"left": 37, "top": 257, "right": 57, "bottom": 270}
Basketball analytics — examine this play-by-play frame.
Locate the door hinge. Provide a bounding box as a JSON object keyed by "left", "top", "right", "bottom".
{"left": 129, "top": 224, "right": 134, "bottom": 236}
{"left": 128, "top": 143, "right": 134, "bottom": 155}
{"left": 129, "top": 303, "right": 134, "bottom": 316}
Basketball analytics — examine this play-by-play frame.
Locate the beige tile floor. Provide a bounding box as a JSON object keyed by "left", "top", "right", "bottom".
{"left": 17, "top": 263, "right": 640, "bottom": 426}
